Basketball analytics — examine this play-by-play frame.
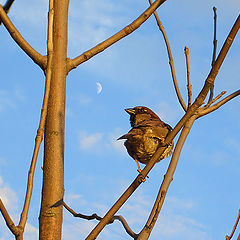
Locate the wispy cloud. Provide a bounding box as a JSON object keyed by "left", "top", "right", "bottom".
{"left": 0, "top": 176, "right": 38, "bottom": 239}
{"left": 78, "top": 131, "right": 103, "bottom": 150}
{"left": 0, "top": 87, "right": 26, "bottom": 113}
{"left": 62, "top": 187, "right": 210, "bottom": 240}
{"left": 78, "top": 128, "right": 125, "bottom": 154}
{"left": 0, "top": 176, "right": 18, "bottom": 211}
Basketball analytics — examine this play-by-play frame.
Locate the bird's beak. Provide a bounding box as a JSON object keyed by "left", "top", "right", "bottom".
{"left": 125, "top": 108, "right": 135, "bottom": 115}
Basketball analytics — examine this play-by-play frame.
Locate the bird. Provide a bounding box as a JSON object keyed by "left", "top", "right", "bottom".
{"left": 118, "top": 106, "right": 174, "bottom": 173}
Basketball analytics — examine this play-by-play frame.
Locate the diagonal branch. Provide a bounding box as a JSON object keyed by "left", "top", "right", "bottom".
{"left": 0, "top": 198, "right": 21, "bottom": 236}
{"left": 85, "top": 14, "right": 240, "bottom": 240}
{"left": 17, "top": 0, "right": 54, "bottom": 232}
{"left": 202, "top": 90, "right": 226, "bottom": 109}
{"left": 67, "top": 0, "right": 167, "bottom": 73}
{"left": 137, "top": 116, "right": 196, "bottom": 240}
{"left": 0, "top": 0, "right": 14, "bottom": 25}
{"left": 63, "top": 201, "right": 138, "bottom": 239}
{"left": 0, "top": 5, "right": 47, "bottom": 70}
{"left": 149, "top": 0, "right": 187, "bottom": 111}
{"left": 226, "top": 209, "right": 240, "bottom": 240}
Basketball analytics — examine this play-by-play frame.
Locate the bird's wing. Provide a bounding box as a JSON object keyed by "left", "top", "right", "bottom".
{"left": 117, "top": 128, "right": 142, "bottom": 140}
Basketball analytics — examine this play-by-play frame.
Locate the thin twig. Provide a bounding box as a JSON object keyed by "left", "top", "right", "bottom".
{"left": 208, "top": 7, "right": 218, "bottom": 103}
{"left": 202, "top": 91, "right": 226, "bottom": 109}
{"left": 85, "top": 15, "right": 240, "bottom": 240}
{"left": 198, "top": 90, "right": 240, "bottom": 117}
{"left": 0, "top": 5, "right": 47, "bottom": 70}
{"left": 63, "top": 201, "right": 138, "bottom": 239}
{"left": 184, "top": 46, "right": 192, "bottom": 108}
{"left": 18, "top": 0, "right": 54, "bottom": 231}
{"left": 226, "top": 209, "right": 240, "bottom": 240}
{"left": 149, "top": 0, "right": 187, "bottom": 111}
{"left": 67, "top": 0, "right": 167, "bottom": 72}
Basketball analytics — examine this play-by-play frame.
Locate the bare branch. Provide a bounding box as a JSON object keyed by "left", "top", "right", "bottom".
{"left": 0, "top": 5, "right": 47, "bottom": 70}
{"left": 184, "top": 46, "right": 192, "bottom": 108}
{"left": 165, "top": 13, "right": 240, "bottom": 146}
{"left": 2, "top": 0, "right": 14, "bottom": 13}
{"left": 208, "top": 7, "right": 218, "bottom": 103}
{"left": 149, "top": 0, "right": 187, "bottom": 111}
{"left": 202, "top": 90, "right": 226, "bottom": 109}
{"left": 18, "top": 0, "right": 54, "bottom": 231}
{"left": 226, "top": 209, "right": 240, "bottom": 240}
{"left": 198, "top": 90, "right": 240, "bottom": 117}
{"left": 137, "top": 116, "right": 196, "bottom": 239}
{"left": 0, "top": 0, "right": 14, "bottom": 25}
{"left": 85, "top": 15, "right": 240, "bottom": 240}
{"left": 0, "top": 198, "right": 21, "bottom": 236}
{"left": 63, "top": 201, "right": 138, "bottom": 239}
{"left": 67, "top": 0, "right": 167, "bottom": 72}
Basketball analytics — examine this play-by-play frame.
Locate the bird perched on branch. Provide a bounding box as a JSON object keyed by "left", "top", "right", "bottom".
{"left": 118, "top": 106, "right": 173, "bottom": 173}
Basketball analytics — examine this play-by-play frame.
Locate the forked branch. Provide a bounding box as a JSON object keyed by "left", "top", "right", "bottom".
{"left": 0, "top": 198, "right": 21, "bottom": 236}
{"left": 67, "top": 0, "right": 167, "bottom": 72}
{"left": 137, "top": 116, "right": 196, "bottom": 239}
{"left": 0, "top": 5, "right": 47, "bottom": 70}
{"left": 63, "top": 201, "right": 138, "bottom": 239}
{"left": 85, "top": 14, "right": 240, "bottom": 240}
{"left": 17, "top": 1, "right": 54, "bottom": 232}
{"left": 149, "top": 0, "right": 187, "bottom": 111}
{"left": 198, "top": 90, "right": 240, "bottom": 117}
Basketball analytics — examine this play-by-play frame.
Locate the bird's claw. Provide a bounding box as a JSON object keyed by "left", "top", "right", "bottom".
{"left": 137, "top": 169, "right": 149, "bottom": 182}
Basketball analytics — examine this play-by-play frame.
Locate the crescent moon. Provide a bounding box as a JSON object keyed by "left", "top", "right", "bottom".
{"left": 96, "top": 82, "right": 102, "bottom": 94}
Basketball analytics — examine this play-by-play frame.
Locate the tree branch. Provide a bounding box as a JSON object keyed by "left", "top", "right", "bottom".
{"left": 0, "top": 0, "right": 14, "bottom": 25}
{"left": 85, "top": 15, "right": 240, "bottom": 240}
{"left": 208, "top": 7, "right": 218, "bottom": 103}
{"left": 0, "top": 5, "right": 47, "bottom": 70}
{"left": 63, "top": 201, "right": 138, "bottom": 239}
{"left": 149, "top": 0, "right": 187, "bottom": 111}
{"left": 67, "top": 0, "right": 167, "bottom": 73}
{"left": 0, "top": 198, "right": 21, "bottom": 236}
{"left": 226, "top": 209, "right": 240, "bottom": 240}
{"left": 198, "top": 90, "right": 240, "bottom": 117}
{"left": 137, "top": 116, "right": 196, "bottom": 239}
{"left": 184, "top": 46, "right": 192, "bottom": 108}
{"left": 202, "top": 90, "right": 226, "bottom": 109}
{"left": 18, "top": 0, "right": 54, "bottom": 232}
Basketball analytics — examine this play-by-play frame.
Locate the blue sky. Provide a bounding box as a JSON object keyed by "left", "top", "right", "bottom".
{"left": 0, "top": 0, "right": 240, "bottom": 239}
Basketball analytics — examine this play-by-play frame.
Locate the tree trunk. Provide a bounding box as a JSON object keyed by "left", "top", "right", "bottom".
{"left": 39, "top": 0, "right": 69, "bottom": 239}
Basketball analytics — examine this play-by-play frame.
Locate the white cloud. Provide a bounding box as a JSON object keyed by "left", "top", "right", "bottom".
{"left": 156, "top": 101, "right": 182, "bottom": 124}
{"left": 61, "top": 187, "right": 210, "bottom": 240}
{"left": 24, "top": 223, "right": 38, "bottom": 240}
{"left": 68, "top": 0, "right": 126, "bottom": 54}
{"left": 0, "top": 90, "right": 16, "bottom": 112}
{"left": 11, "top": 0, "right": 48, "bottom": 26}
{"left": 0, "top": 176, "right": 18, "bottom": 211}
{"left": 75, "top": 94, "right": 92, "bottom": 105}
{"left": 155, "top": 214, "right": 210, "bottom": 240}
{"left": 0, "top": 87, "right": 26, "bottom": 113}
{"left": 78, "top": 131, "right": 103, "bottom": 150}
{"left": 167, "top": 196, "right": 195, "bottom": 210}
{"left": 78, "top": 128, "right": 126, "bottom": 155}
